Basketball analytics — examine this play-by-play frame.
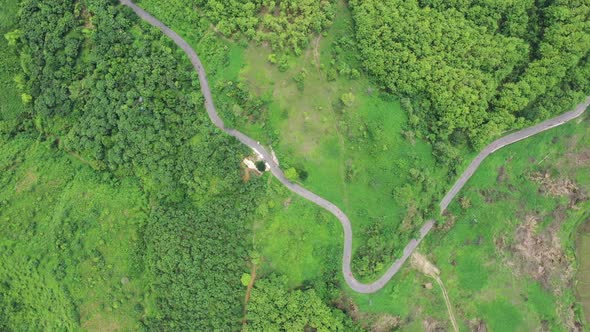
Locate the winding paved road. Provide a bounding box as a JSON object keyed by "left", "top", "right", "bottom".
{"left": 440, "top": 98, "right": 590, "bottom": 211}
{"left": 121, "top": 0, "right": 590, "bottom": 294}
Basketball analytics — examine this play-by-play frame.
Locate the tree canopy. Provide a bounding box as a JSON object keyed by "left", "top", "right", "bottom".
{"left": 350, "top": 0, "right": 590, "bottom": 149}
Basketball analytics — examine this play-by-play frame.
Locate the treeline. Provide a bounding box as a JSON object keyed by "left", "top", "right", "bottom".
{"left": 245, "top": 275, "right": 358, "bottom": 331}
{"left": 191, "top": 0, "right": 336, "bottom": 54}
{"left": 350, "top": 0, "right": 590, "bottom": 153}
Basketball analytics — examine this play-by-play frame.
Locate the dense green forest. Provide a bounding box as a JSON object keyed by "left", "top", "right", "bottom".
{"left": 350, "top": 0, "right": 590, "bottom": 152}
{"left": 1, "top": 0, "right": 351, "bottom": 329}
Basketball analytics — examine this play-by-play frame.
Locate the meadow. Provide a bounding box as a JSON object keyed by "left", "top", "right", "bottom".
{"left": 347, "top": 112, "right": 590, "bottom": 330}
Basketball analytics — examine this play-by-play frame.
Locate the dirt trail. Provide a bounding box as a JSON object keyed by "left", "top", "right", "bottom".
{"left": 411, "top": 253, "right": 459, "bottom": 332}
{"left": 241, "top": 263, "right": 258, "bottom": 329}
{"left": 313, "top": 35, "right": 322, "bottom": 71}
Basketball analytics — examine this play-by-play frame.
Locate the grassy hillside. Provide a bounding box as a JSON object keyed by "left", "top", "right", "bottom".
{"left": 345, "top": 112, "right": 590, "bottom": 330}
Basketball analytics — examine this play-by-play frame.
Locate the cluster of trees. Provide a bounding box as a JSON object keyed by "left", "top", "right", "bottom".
{"left": 494, "top": 0, "right": 590, "bottom": 121}
{"left": 0, "top": 0, "right": 29, "bottom": 138}
{"left": 350, "top": 0, "right": 590, "bottom": 152}
{"left": 352, "top": 220, "right": 413, "bottom": 279}
{"left": 192, "top": 0, "right": 336, "bottom": 54}
{"left": 245, "top": 275, "right": 357, "bottom": 331}
{"left": 418, "top": 0, "right": 536, "bottom": 40}
{"left": 215, "top": 79, "right": 268, "bottom": 128}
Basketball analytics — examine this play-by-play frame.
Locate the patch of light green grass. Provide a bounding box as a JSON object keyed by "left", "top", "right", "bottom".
{"left": 0, "top": 139, "right": 148, "bottom": 330}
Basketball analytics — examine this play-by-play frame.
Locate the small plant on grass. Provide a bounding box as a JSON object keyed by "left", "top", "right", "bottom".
{"left": 459, "top": 196, "right": 472, "bottom": 209}
{"left": 241, "top": 273, "right": 252, "bottom": 287}
{"left": 284, "top": 167, "right": 298, "bottom": 181}
{"left": 340, "top": 92, "right": 355, "bottom": 107}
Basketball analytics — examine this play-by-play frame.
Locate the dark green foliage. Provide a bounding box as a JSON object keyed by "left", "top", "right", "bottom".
{"left": 245, "top": 275, "right": 357, "bottom": 331}
{"left": 215, "top": 79, "right": 268, "bottom": 127}
{"left": 255, "top": 160, "right": 266, "bottom": 172}
{"left": 144, "top": 191, "right": 265, "bottom": 330}
{"left": 352, "top": 220, "right": 410, "bottom": 279}
{"left": 0, "top": 0, "right": 30, "bottom": 138}
{"left": 12, "top": 0, "right": 268, "bottom": 329}
{"left": 350, "top": 0, "right": 590, "bottom": 151}
{"left": 418, "top": 0, "right": 536, "bottom": 40}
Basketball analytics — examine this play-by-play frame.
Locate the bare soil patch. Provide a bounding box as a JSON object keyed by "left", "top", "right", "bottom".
{"left": 478, "top": 188, "right": 507, "bottom": 204}
{"left": 510, "top": 215, "right": 571, "bottom": 291}
{"left": 423, "top": 317, "right": 446, "bottom": 332}
{"left": 468, "top": 319, "right": 488, "bottom": 332}
{"left": 496, "top": 166, "right": 507, "bottom": 183}
{"left": 499, "top": 213, "right": 581, "bottom": 329}
{"left": 529, "top": 171, "right": 587, "bottom": 207}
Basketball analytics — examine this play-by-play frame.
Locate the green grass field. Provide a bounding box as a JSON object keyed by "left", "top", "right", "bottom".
{"left": 202, "top": 0, "right": 448, "bottom": 281}
{"left": 346, "top": 113, "right": 590, "bottom": 330}
{"left": 577, "top": 220, "right": 590, "bottom": 326}
{"left": 1, "top": 4, "right": 149, "bottom": 325}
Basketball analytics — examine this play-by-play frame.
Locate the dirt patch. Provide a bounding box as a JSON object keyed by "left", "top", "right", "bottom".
{"left": 411, "top": 252, "right": 440, "bottom": 276}
{"left": 468, "top": 319, "right": 488, "bottom": 332}
{"left": 80, "top": 302, "right": 122, "bottom": 332}
{"left": 372, "top": 314, "right": 402, "bottom": 332}
{"left": 283, "top": 197, "right": 292, "bottom": 207}
{"left": 438, "top": 211, "right": 457, "bottom": 232}
{"left": 15, "top": 169, "right": 38, "bottom": 193}
{"left": 496, "top": 166, "right": 507, "bottom": 183}
{"left": 510, "top": 215, "right": 572, "bottom": 292}
{"left": 478, "top": 188, "right": 507, "bottom": 204}
{"left": 411, "top": 253, "right": 459, "bottom": 332}
{"left": 423, "top": 317, "right": 447, "bottom": 332}
{"left": 502, "top": 212, "right": 582, "bottom": 330}
{"left": 529, "top": 171, "right": 587, "bottom": 207}
{"left": 81, "top": 5, "right": 95, "bottom": 29}
{"left": 564, "top": 149, "right": 590, "bottom": 167}
{"left": 241, "top": 263, "right": 259, "bottom": 329}
{"left": 334, "top": 296, "right": 400, "bottom": 331}
{"left": 242, "top": 167, "right": 251, "bottom": 183}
